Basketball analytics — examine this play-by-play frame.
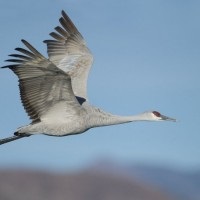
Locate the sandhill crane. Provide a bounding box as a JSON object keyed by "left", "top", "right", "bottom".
{"left": 0, "top": 11, "right": 176, "bottom": 145}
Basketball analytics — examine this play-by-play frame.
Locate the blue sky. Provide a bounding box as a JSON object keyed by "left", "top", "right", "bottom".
{"left": 0, "top": 0, "right": 200, "bottom": 172}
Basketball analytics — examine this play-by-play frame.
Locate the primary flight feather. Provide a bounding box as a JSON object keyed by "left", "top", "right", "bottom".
{"left": 0, "top": 10, "right": 176, "bottom": 145}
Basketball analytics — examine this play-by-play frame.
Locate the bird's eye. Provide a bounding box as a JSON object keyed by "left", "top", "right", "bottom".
{"left": 152, "top": 111, "right": 161, "bottom": 117}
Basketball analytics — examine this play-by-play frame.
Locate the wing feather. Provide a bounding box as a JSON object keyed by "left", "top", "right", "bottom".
{"left": 44, "top": 10, "right": 93, "bottom": 100}
{"left": 3, "top": 40, "right": 81, "bottom": 122}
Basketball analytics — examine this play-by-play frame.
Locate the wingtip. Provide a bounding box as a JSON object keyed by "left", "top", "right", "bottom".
{"left": 61, "top": 10, "right": 66, "bottom": 15}
{"left": 1, "top": 59, "right": 14, "bottom": 69}
{"left": 21, "top": 39, "right": 32, "bottom": 48}
{"left": 8, "top": 54, "right": 16, "bottom": 57}
{"left": 1, "top": 64, "right": 18, "bottom": 69}
{"left": 61, "top": 10, "right": 70, "bottom": 21}
{"left": 5, "top": 59, "right": 12, "bottom": 62}
{"left": 21, "top": 39, "right": 28, "bottom": 46}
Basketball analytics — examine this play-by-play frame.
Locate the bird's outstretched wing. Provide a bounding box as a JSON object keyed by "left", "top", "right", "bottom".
{"left": 44, "top": 10, "right": 93, "bottom": 101}
{"left": 3, "top": 40, "right": 81, "bottom": 122}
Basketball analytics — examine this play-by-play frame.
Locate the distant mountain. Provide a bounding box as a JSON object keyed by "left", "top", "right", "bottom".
{"left": 88, "top": 160, "right": 200, "bottom": 200}
{"left": 130, "top": 165, "right": 200, "bottom": 200}
{"left": 0, "top": 169, "right": 172, "bottom": 200}
{"left": 0, "top": 160, "right": 199, "bottom": 200}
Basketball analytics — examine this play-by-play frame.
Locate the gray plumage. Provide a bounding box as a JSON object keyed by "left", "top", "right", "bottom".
{"left": 0, "top": 11, "right": 176, "bottom": 145}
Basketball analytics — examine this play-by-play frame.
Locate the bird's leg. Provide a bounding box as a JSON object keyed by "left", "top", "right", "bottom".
{"left": 0, "top": 133, "right": 30, "bottom": 145}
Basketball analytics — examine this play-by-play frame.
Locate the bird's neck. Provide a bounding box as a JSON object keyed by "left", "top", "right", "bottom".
{"left": 87, "top": 107, "right": 150, "bottom": 128}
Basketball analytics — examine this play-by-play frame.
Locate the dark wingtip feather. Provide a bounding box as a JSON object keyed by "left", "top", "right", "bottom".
{"left": 1, "top": 64, "right": 18, "bottom": 69}
{"left": 15, "top": 47, "right": 24, "bottom": 51}
{"left": 43, "top": 39, "right": 52, "bottom": 43}
{"left": 5, "top": 59, "right": 23, "bottom": 63}
{"left": 50, "top": 32, "right": 64, "bottom": 41}
{"left": 15, "top": 47, "right": 36, "bottom": 58}
{"left": 43, "top": 39, "right": 58, "bottom": 44}
{"left": 21, "top": 39, "right": 29, "bottom": 47}
{"left": 61, "top": 10, "right": 71, "bottom": 23}
{"left": 21, "top": 39, "right": 32, "bottom": 49}
{"left": 8, "top": 54, "right": 32, "bottom": 61}
{"left": 61, "top": 10, "right": 66, "bottom": 16}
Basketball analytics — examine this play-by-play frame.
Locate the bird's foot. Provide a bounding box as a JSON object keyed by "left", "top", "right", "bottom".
{"left": 14, "top": 132, "right": 31, "bottom": 137}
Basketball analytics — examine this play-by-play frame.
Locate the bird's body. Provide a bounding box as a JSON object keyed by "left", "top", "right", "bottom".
{"left": 16, "top": 103, "right": 130, "bottom": 136}
{"left": 0, "top": 11, "right": 175, "bottom": 145}
{"left": 17, "top": 103, "right": 170, "bottom": 137}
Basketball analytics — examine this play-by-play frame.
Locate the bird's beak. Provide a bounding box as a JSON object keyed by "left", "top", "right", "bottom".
{"left": 160, "top": 114, "right": 176, "bottom": 122}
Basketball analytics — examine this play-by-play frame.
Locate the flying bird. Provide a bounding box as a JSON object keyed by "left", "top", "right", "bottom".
{"left": 0, "top": 11, "right": 176, "bottom": 145}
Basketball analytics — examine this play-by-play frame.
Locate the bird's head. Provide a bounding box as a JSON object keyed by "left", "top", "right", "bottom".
{"left": 147, "top": 111, "right": 176, "bottom": 122}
